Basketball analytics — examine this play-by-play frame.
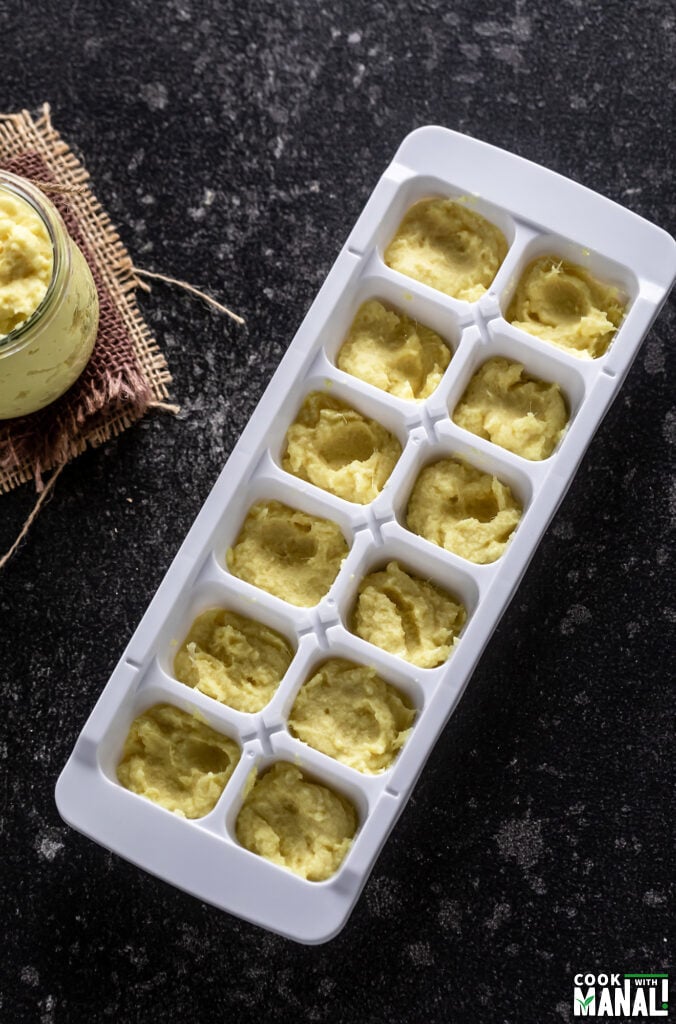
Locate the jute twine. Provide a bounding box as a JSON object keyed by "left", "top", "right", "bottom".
{"left": 0, "top": 104, "right": 243, "bottom": 568}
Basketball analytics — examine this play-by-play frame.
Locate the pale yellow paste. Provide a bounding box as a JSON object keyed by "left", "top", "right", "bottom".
{"left": 0, "top": 190, "right": 53, "bottom": 337}
{"left": 351, "top": 560, "right": 466, "bottom": 669}
{"left": 226, "top": 500, "right": 348, "bottom": 607}
{"left": 407, "top": 458, "right": 522, "bottom": 564}
{"left": 282, "top": 391, "right": 401, "bottom": 504}
{"left": 116, "top": 704, "right": 240, "bottom": 819}
{"left": 173, "top": 609, "right": 294, "bottom": 713}
{"left": 453, "top": 357, "right": 568, "bottom": 461}
{"left": 288, "top": 658, "right": 415, "bottom": 774}
{"left": 384, "top": 198, "right": 508, "bottom": 302}
{"left": 236, "top": 761, "right": 357, "bottom": 881}
{"left": 0, "top": 185, "right": 98, "bottom": 420}
{"left": 337, "top": 299, "right": 451, "bottom": 401}
{"left": 507, "top": 256, "right": 624, "bottom": 359}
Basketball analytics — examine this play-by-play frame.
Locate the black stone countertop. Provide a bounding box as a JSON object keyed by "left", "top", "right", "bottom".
{"left": 0, "top": 2, "right": 673, "bottom": 1021}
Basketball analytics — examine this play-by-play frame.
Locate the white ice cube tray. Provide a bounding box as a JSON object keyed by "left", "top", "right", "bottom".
{"left": 56, "top": 126, "right": 676, "bottom": 944}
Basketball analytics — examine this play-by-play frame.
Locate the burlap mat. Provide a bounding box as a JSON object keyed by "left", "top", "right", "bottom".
{"left": 0, "top": 104, "right": 173, "bottom": 493}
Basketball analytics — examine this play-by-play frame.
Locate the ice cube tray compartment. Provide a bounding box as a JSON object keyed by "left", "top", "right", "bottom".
{"left": 498, "top": 227, "right": 639, "bottom": 329}
{"left": 57, "top": 126, "right": 676, "bottom": 944}
{"left": 96, "top": 671, "right": 246, "bottom": 797}
{"left": 157, "top": 579, "right": 300, "bottom": 676}
{"left": 351, "top": 172, "right": 518, "bottom": 269}
{"left": 315, "top": 266, "right": 463, "bottom": 368}
{"left": 391, "top": 428, "right": 534, "bottom": 527}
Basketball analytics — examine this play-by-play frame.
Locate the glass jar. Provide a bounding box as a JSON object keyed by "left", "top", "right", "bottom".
{"left": 0, "top": 170, "right": 99, "bottom": 419}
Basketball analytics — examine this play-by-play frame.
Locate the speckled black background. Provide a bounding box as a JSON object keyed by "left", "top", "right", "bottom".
{"left": 0, "top": 1, "right": 674, "bottom": 1021}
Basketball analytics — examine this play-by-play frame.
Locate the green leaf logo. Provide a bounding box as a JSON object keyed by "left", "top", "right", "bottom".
{"left": 576, "top": 995, "right": 595, "bottom": 1008}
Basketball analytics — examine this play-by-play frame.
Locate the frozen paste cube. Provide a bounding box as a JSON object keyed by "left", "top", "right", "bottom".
{"left": 406, "top": 458, "right": 521, "bottom": 564}
{"left": 384, "top": 198, "right": 508, "bottom": 302}
{"left": 337, "top": 299, "right": 451, "bottom": 401}
{"left": 226, "top": 500, "right": 348, "bottom": 607}
{"left": 282, "top": 391, "right": 401, "bottom": 504}
{"left": 236, "top": 761, "right": 357, "bottom": 881}
{"left": 288, "top": 658, "right": 415, "bottom": 774}
{"left": 507, "top": 256, "right": 625, "bottom": 359}
{"left": 116, "top": 704, "right": 240, "bottom": 819}
{"left": 453, "top": 357, "right": 568, "bottom": 461}
{"left": 174, "top": 609, "right": 294, "bottom": 713}
{"left": 350, "top": 560, "right": 466, "bottom": 669}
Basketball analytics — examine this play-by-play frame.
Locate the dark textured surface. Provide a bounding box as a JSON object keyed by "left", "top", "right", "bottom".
{"left": 0, "top": 1, "right": 674, "bottom": 1022}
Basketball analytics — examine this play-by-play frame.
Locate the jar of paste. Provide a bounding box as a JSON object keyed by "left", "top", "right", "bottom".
{"left": 0, "top": 170, "right": 99, "bottom": 419}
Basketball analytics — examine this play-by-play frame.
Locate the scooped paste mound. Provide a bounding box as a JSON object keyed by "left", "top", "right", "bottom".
{"left": 173, "top": 609, "right": 294, "bottom": 713}
{"left": 282, "top": 391, "right": 402, "bottom": 504}
{"left": 407, "top": 458, "right": 522, "bottom": 564}
{"left": 337, "top": 299, "right": 451, "bottom": 401}
{"left": 453, "top": 357, "right": 568, "bottom": 461}
{"left": 288, "top": 658, "right": 415, "bottom": 774}
{"left": 0, "top": 190, "right": 53, "bottom": 336}
{"left": 116, "top": 704, "right": 240, "bottom": 819}
{"left": 351, "top": 560, "right": 466, "bottom": 669}
{"left": 507, "top": 256, "right": 625, "bottom": 359}
{"left": 236, "top": 761, "right": 357, "bottom": 881}
{"left": 384, "top": 198, "right": 508, "bottom": 303}
{"left": 226, "top": 500, "right": 348, "bottom": 607}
